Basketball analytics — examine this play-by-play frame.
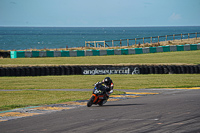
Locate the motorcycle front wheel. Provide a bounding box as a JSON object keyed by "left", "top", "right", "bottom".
{"left": 87, "top": 96, "right": 95, "bottom": 107}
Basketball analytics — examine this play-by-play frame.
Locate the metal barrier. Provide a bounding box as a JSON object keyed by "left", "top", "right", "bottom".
{"left": 10, "top": 44, "right": 200, "bottom": 58}
{"left": 85, "top": 32, "right": 200, "bottom": 47}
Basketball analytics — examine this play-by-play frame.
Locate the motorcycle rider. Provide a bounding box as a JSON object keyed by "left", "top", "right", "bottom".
{"left": 102, "top": 77, "right": 114, "bottom": 94}
{"left": 95, "top": 77, "right": 114, "bottom": 99}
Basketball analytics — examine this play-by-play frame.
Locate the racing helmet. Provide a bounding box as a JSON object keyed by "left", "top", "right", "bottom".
{"left": 104, "top": 77, "right": 112, "bottom": 85}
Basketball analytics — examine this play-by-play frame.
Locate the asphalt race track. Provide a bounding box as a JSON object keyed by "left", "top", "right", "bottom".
{"left": 0, "top": 88, "right": 200, "bottom": 133}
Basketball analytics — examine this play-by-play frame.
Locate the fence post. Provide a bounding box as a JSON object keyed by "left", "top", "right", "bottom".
{"left": 173, "top": 34, "right": 175, "bottom": 41}
{"left": 165, "top": 35, "right": 167, "bottom": 41}
{"left": 112, "top": 40, "right": 114, "bottom": 47}
{"left": 188, "top": 33, "right": 190, "bottom": 40}
{"left": 150, "top": 37, "right": 152, "bottom": 43}
{"left": 127, "top": 39, "right": 129, "bottom": 46}
{"left": 158, "top": 36, "right": 159, "bottom": 43}
{"left": 120, "top": 39, "right": 122, "bottom": 47}
{"left": 195, "top": 32, "right": 197, "bottom": 40}
{"left": 94, "top": 41, "right": 96, "bottom": 47}
{"left": 85, "top": 41, "right": 87, "bottom": 47}
{"left": 104, "top": 41, "right": 106, "bottom": 47}
{"left": 181, "top": 34, "right": 182, "bottom": 41}
{"left": 135, "top": 38, "right": 137, "bottom": 45}
{"left": 143, "top": 37, "right": 144, "bottom": 44}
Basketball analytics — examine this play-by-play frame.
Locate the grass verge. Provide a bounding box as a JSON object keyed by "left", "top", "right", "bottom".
{"left": 0, "top": 74, "right": 200, "bottom": 90}
{"left": 0, "top": 50, "right": 200, "bottom": 66}
{"left": 0, "top": 90, "right": 125, "bottom": 111}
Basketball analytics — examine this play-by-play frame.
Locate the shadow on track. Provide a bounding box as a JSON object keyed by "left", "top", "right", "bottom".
{"left": 93, "top": 104, "right": 144, "bottom": 107}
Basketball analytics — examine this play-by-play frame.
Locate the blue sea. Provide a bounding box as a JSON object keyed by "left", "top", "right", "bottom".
{"left": 0, "top": 26, "right": 200, "bottom": 50}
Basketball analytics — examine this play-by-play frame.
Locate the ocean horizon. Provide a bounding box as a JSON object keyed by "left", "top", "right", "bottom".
{"left": 0, "top": 26, "right": 200, "bottom": 50}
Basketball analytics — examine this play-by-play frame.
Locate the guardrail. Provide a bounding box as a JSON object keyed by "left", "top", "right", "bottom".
{"left": 85, "top": 32, "right": 200, "bottom": 47}
{"left": 10, "top": 44, "right": 200, "bottom": 58}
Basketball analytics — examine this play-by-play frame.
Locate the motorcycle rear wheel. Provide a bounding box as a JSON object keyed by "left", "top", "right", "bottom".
{"left": 98, "top": 100, "right": 104, "bottom": 106}
{"left": 87, "top": 96, "right": 95, "bottom": 107}
{"left": 98, "top": 100, "right": 107, "bottom": 106}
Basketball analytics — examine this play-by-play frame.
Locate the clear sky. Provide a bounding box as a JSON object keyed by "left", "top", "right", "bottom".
{"left": 0, "top": 0, "right": 200, "bottom": 27}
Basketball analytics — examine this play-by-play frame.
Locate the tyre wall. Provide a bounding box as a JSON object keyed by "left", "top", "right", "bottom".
{"left": 0, "top": 52, "right": 10, "bottom": 58}
{"left": 0, "top": 65, "right": 200, "bottom": 77}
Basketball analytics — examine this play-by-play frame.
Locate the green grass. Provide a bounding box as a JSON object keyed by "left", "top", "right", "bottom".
{"left": 0, "top": 90, "right": 125, "bottom": 111}
{"left": 0, "top": 90, "right": 90, "bottom": 111}
{"left": 1, "top": 75, "right": 200, "bottom": 90}
{"left": 1, "top": 50, "right": 200, "bottom": 66}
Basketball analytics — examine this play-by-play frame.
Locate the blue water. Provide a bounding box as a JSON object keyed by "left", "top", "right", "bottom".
{"left": 0, "top": 26, "right": 200, "bottom": 50}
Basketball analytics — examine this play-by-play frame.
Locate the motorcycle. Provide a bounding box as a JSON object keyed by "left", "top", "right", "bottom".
{"left": 87, "top": 83, "right": 109, "bottom": 107}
